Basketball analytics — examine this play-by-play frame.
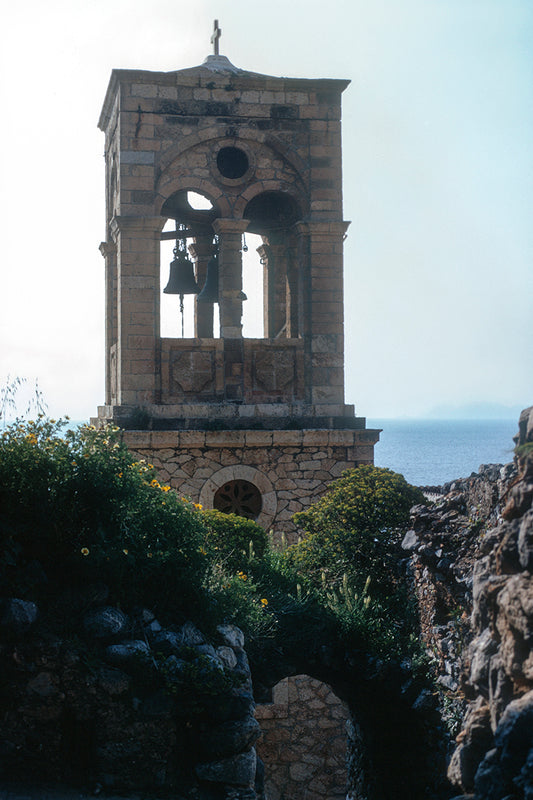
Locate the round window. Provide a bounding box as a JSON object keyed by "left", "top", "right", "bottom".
{"left": 213, "top": 479, "right": 262, "bottom": 520}
{"left": 216, "top": 146, "right": 249, "bottom": 180}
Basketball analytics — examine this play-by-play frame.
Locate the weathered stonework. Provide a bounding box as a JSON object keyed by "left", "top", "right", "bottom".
{"left": 121, "top": 427, "right": 378, "bottom": 537}
{"left": 255, "top": 676, "right": 349, "bottom": 800}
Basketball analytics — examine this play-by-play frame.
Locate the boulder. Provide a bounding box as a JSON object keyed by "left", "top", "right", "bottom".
{"left": 84, "top": 606, "right": 129, "bottom": 638}
{"left": 105, "top": 639, "right": 151, "bottom": 665}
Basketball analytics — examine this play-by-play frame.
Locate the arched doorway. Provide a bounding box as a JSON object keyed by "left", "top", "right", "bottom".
{"left": 255, "top": 675, "right": 349, "bottom": 800}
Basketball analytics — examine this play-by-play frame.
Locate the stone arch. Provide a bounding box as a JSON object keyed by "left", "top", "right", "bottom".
{"left": 199, "top": 465, "right": 277, "bottom": 528}
{"left": 255, "top": 674, "right": 350, "bottom": 800}
{"left": 155, "top": 136, "right": 308, "bottom": 221}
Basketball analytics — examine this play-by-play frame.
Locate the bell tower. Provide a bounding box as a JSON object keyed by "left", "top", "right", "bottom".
{"left": 94, "top": 29, "right": 379, "bottom": 536}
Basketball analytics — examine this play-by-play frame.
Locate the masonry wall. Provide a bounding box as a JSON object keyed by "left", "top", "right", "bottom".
{"left": 123, "top": 428, "right": 377, "bottom": 537}
{"left": 255, "top": 675, "right": 349, "bottom": 800}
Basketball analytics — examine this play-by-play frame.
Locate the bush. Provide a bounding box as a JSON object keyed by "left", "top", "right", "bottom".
{"left": 0, "top": 418, "right": 207, "bottom": 621}
{"left": 285, "top": 466, "right": 427, "bottom": 657}
{"left": 200, "top": 509, "right": 268, "bottom": 572}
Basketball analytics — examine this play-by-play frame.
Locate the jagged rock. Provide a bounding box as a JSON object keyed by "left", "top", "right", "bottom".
{"left": 402, "top": 529, "right": 419, "bottom": 551}
{"left": 474, "top": 691, "right": 533, "bottom": 799}
{"left": 0, "top": 598, "right": 38, "bottom": 633}
{"left": 196, "top": 748, "right": 257, "bottom": 786}
{"left": 84, "top": 606, "right": 129, "bottom": 638}
{"left": 447, "top": 699, "right": 492, "bottom": 791}
{"left": 217, "top": 624, "right": 245, "bottom": 650}
{"left": 105, "top": 639, "right": 151, "bottom": 665}
{"left": 518, "top": 510, "right": 533, "bottom": 570}
{"left": 469, "top": 628, "right": 498, "bottom": 693}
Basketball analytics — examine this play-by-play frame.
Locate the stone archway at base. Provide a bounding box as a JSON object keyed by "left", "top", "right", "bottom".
{"left": 255, "top": 675, "right": 349, "bottom": 800}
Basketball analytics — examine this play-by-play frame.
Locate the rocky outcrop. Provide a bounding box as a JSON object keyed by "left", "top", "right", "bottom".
{"left": 0, "top": 604, "right": 260, "bottom": 799}
{"left": 406, "top": 405, "right": 533, "bottom": 799}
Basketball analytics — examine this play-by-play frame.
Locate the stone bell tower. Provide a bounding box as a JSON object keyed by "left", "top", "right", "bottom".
{"left": 94, "top": 27, "right": 379, "bottom": 536}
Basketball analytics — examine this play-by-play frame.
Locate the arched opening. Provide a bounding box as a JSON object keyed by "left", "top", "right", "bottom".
{"left": 255, "top": 675, "right": 349, "bottom": 800}
{"left": 244, "top": 191, "right": 303, "bottom": 340}
{"left": 160, "top": 191, "right": 219, "bottom": 339}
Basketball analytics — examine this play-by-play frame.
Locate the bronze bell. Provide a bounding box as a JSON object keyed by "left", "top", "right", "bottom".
{"left": 197, "top": 254, "right": 219, "bottom": 303}
{"left": 163, "top": 252, "right": 199, "bottom": 295}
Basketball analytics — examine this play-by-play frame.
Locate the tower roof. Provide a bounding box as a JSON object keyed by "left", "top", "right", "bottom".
{"left": 98, "top": 58, "right": 349, "bottom": 132}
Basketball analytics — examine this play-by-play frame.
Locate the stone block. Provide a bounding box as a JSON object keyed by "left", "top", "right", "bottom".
{"left": 205, "top": 431, "right": 246, "bottom": 448}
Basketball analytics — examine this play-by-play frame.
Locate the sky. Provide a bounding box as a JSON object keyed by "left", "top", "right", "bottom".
{"left": 1, "top": 0, "right": 532, "bottom": 421}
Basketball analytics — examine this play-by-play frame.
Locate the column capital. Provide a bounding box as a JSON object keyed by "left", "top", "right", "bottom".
{"left": 212, "top": 218, "right": 250, "bottom": 236}
{"left": 110, "top": 215, "right": 166, "bottom": 238}
{"left": 292, "top": 220, "right": 351, "bottom": 237}
{"left": 99, "top": 241, "right": 117, "bottom": 259}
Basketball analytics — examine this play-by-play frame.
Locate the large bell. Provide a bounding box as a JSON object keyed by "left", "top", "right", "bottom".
{"left": 197, "top": 254, "right": 219, "bottom": 303}
{"left": 163, "top": 252, "right": 199, "bottom": 295}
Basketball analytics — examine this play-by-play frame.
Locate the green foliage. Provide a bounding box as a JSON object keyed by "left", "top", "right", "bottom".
{"left": 285, "top": 466, "right": 427, "bottom": 657}
{"left": 290, "top": 465, "right": 426, "bottom": 586}
{"left": 201, "top": 509, "right": 268, "bottom": 572}
{"left": 0, "top": 418, "right": 207, "bottom": 620}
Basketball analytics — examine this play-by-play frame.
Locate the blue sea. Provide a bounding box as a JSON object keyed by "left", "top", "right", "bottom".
{"left": 368, "top": 418, "right": 518, "bottom": 487}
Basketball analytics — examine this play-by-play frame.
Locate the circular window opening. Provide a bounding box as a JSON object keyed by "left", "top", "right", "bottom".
{"left": 213, "top": 479, "right": 262, "bottom": 520}
{"left": 217, "top": 147, "right": 249, "bottom": 180}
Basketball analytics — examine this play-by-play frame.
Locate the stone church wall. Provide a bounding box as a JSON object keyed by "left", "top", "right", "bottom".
{"left": 123, "top": 427, "right": 375, "bottom": 538}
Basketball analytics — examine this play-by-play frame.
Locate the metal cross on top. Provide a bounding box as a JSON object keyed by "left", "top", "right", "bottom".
{"left": 211, "top": 19, "right": 221, "bottom": 55}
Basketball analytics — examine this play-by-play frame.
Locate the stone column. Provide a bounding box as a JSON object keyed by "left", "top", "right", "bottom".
{"left": 189, "top": 236, "right": 215, "bottom": 338}
{"left": 110, "top": 215, "right": 165, "bottom": 406}
{"left": 212, "top": 218, "right": 249, "bottom": 402}
{"left": 212, "top": 218, "right": 249, "bottom": 339}
{"left": 99, "top": 240, "right": 117, "bottom": 405}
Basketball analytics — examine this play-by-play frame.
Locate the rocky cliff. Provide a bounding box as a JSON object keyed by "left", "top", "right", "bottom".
{"left": 404, "top": 406, "right": 533, "bottom": 799}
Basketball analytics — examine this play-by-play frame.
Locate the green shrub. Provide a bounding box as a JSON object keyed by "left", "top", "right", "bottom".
{"left": 0, "top": 418, "right": 207, "bottom": 621}
{"left": 285, "top": 465, "right": 427, "bottom": 657}
{"left": 200, "top": 509, "right": 268, "bottom": 572}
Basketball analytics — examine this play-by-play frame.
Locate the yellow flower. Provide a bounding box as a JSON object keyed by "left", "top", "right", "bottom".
{"left": 123, "top": 548, "right": 129, "bottom": 555}
{"left": 260, "top": 598, "right": 268, "bottom": 606}
{"left": 150, "top": 479, "right": 160, "bottom": 488}
{"left": 81, "top": 547, "right": 90, "bottom": 556}
{"left": 194, "top": 502, "right": 203, "bottom": 509}
{"left": 161, "top": 485, "right": 171, "bottom": 492}
{"left": 237, "top": 571, "right": 247, "bottom": 581}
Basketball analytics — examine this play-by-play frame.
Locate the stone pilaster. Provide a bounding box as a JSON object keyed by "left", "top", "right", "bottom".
{"left": 110, "top": 215, "right": 165, "bottom": 406}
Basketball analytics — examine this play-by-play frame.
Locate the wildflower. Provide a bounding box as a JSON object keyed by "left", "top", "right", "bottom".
{"left": 194, "top": 502, "right": 203, "bottom": 509}
{"left": 260, "top": 598, "right": 268, "bottom": 607}
{"left": 81, "top": 547, "right": 90, "bottom": 556}
{"left": 123, "top": 548, "right": 129, "bottom": 555}
{"left": 118, "top": 472, "right": 123, "bottom": 478}
{"left": 199, "top": 547, "right": 206, "bottom": 555}
{"left": 161, "top": 485, "right": 171, "bottom": 492}
{"left": 147, "top": 552, "right": 153, "bottom": 558}
{"left": 237, "top": 571, "right": 247, "bottom": 581}
{"left": 150, "top": 479, "right": 160, "bottom": 488}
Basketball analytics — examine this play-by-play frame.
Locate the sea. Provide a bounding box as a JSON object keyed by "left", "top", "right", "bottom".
{"left": 368, "top": 418, "right": 518, "bottom": 488}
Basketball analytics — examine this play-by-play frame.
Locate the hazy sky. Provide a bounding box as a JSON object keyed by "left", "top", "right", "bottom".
{"left": 1, "top": 0, "right": 532, "bottom": 420}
